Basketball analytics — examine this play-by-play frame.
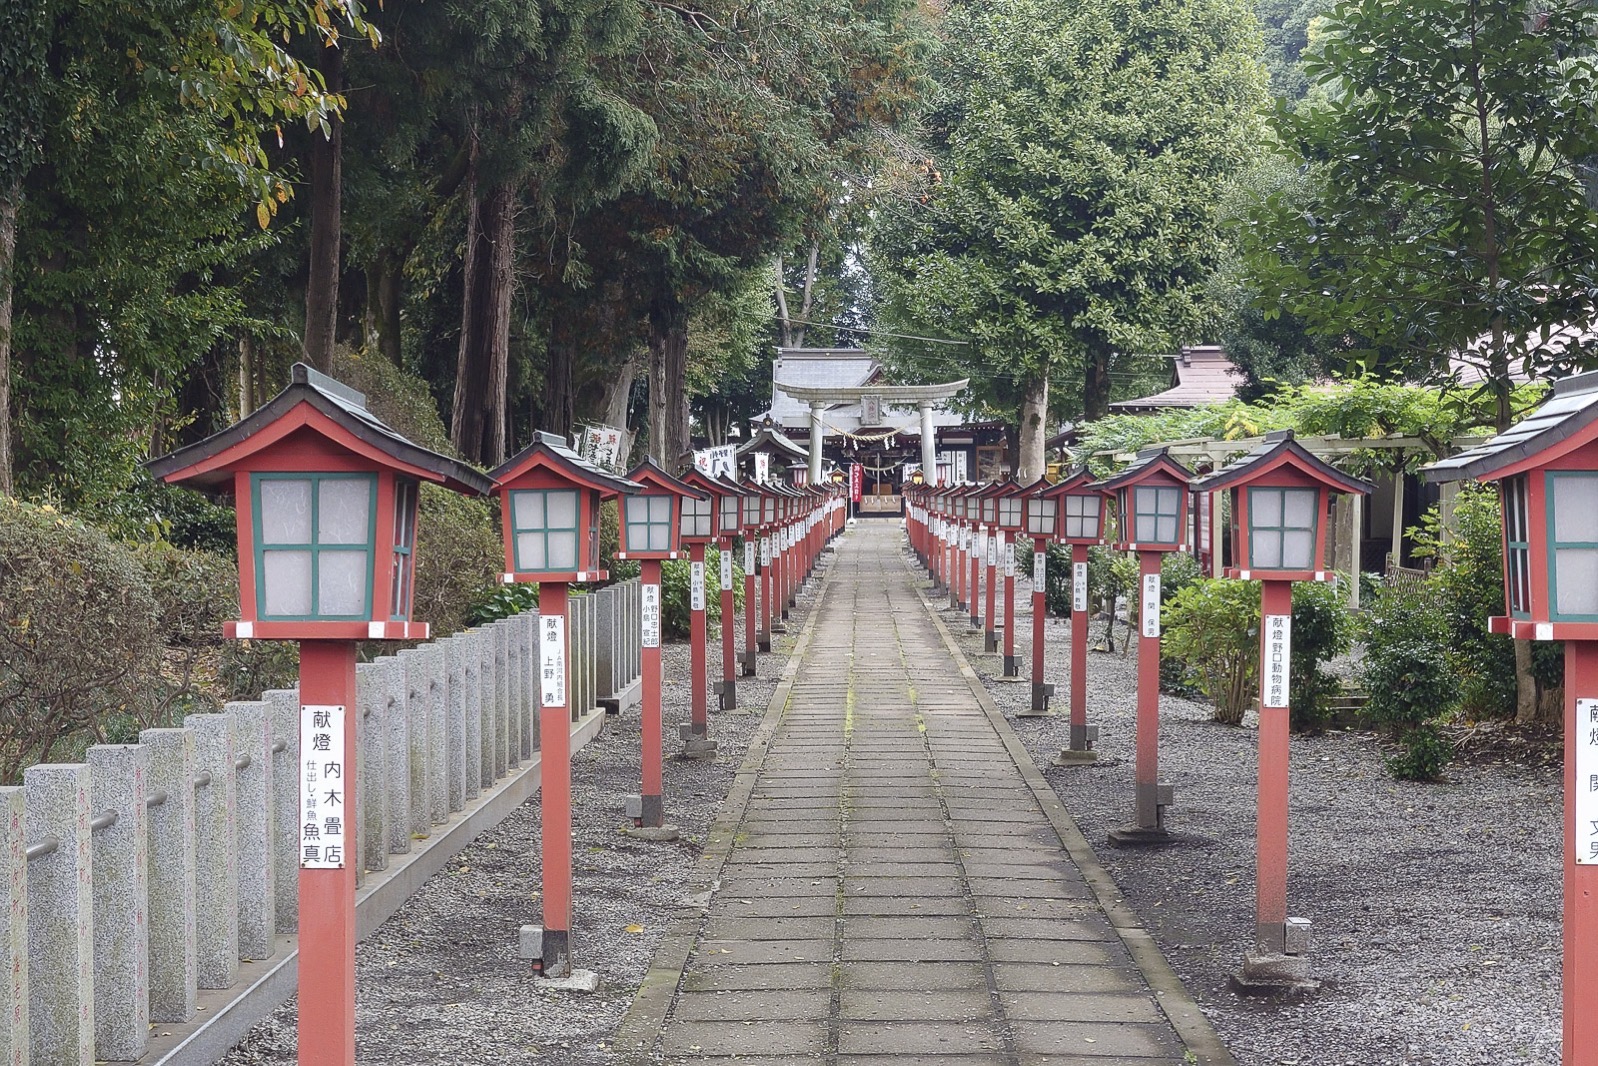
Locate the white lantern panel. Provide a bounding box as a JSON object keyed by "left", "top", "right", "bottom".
{"left": 516, "top": 532, "right": 546, "bottom": 570}
{"left": 1282, "top": 488, "right": 1318, "bottom": 527}
{"left": 262, "top": 550, "right": 313, "bottom": 616}
{"left": 622, "top": 495, "right": 651, "bottom": 526}
{"left": 546, "top": 490, "right": 579, "bottom": 528}
{"left": 1252, "top": 488, "right": 1283, "bottom": 527}
{"left": 648, "top": 523, "right": 671, "bottom": 552}
{"left": 1253, "top": 530, "right": 1283, "bottom": 569}
{"left": 1553, "top": 474, "right": 1598, "bottom": 543}
{"left": 547, "top": 531, "right": 579, "bottom": 570}
{"left": 720, "top": 496, "right": 741, "bottom": 530}
{"left": 260, "top": 479, "right": 313, "bottom": 543}
{"left": 318, "top": 551, "right": 368, "bottom": 616}
{"left": 651, "top": 495, "right": 674, "bottom": 522}
{"left": 512, "top": 490, "right": 544, "bottom": 530}
{"left": 1555, "top": 548, "right": 1598, "bottom": 616}
{"left": 317, "top": 479, "right": 371, "bottom": 545}
{"left": 1282, "top": 529, "right": 1315, "bottom": 570}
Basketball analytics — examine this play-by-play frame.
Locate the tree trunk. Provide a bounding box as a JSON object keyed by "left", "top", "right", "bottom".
{"left": 647, "top": 297, "right": 690, "bottom": 469}
{"left": 543, "top": 320, "right": 577, "bottom": 440}
{"left": 449, "top": 168, "right": 515, "bottom": 466}
{"left": 1016, "top": 372, "right": 1049, "bottom": 482}
{"left": 302, "top": 42, "right": 344, "bottom": 374}
{"left": 593, "top": 351, "right": 637, "bottom": 461}
{"left": 1083, "top": 341, "right": 1112, "bottom": 422}
{"left": 0, "top": 179, "right": 17, "bottom": 495}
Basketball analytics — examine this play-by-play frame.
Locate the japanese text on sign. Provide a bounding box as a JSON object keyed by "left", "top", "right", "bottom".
{"left": 690, "top": 560, "right": 706, "bottom": 612}
{"left": 1005, "top": 541, "right": 1016, "bottom": 578}
{"left": 1140, "top": 573, "right": 1161, "bottom": 638}
{"left": 754, "top": 453, "right": 770, "bottom": 484}
{"left": 761, "top": 538, "right": 771, "bottom": 567}
{"left": 1578, "top": 698, "right": 1598, "bottom": 865}
{"left": 1034, "top": 551, "right": 1046, "bottom": 589}
{"left": 720, "top": 550, "right": 733, "bottom": 591}
{"left": 987, "top": 533, "right": 999, "bottom": 567}
{"left": 745, "top": 541, "right": 755, "bottom": 573}
{"left": 540, "top": 614, "right": 566, "bottom": 707}
{"left": 1073, "top": 562, "right": 1089, "bottom": 614}
{"left": 1263, "top": 614, "right": 1291, "bottom": 709}
{"left": 300, "top": 705, "right": 347, "bottom": 869}
{"left": 641, "top": 582, "right": 661, "bottom": 649}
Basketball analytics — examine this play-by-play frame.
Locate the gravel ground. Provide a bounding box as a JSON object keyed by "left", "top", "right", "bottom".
{"left": 924, "top": 544, "right": 1565, "bottom": 1066}
{"left": 215, "top": 576, "right": 821, "bottom": 1066}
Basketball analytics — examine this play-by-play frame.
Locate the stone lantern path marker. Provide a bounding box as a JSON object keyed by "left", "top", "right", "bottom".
{"left": 619, "top": 522, "right": 1229, "bottom": 1065}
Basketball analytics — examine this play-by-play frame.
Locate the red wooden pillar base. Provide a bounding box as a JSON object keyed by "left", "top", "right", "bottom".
{"left": 1001, "top": 536, "right": 1018, "bottom": 676}
{"left": 297, "top": 640, "right": 359, "bottom": 1066}
{"left": 1109, "top": 551, "right": 1171, "bottom": 845}
{"left": 1565, "top": 641, "right": 1598, "bottom": 1066}
{"left": 1029, "top": 546, "right": 1052, "bottom": 713}
{"left": 983, "top": 533, "right": 999, "bottom": 651}
{"left": 636, "top": 561, "right": 665, "bottom": 827}
{"left": 688, "top": 542, "right": 709, "bottom": 740}
{"left": 1236, "top": 580, "right": 1314, "bottom": 988}
{"left": 536, "top": 582, "right": 573, "bottom": 975}
{"left": 718, "top": 541, "right": 737, "bottom": 710}
{"left": 758, "top": 538, "right": 773, "bottom": 653}
{"left": 1057, "top": 544, "right": 1098, "bottom": 758}
{"left": 969, "top": 532, "right": 983, "bottom": 629}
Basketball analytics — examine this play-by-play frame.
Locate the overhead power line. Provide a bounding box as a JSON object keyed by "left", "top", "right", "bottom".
{"left": 751, "top": 311, "right": 970, "bottom": 346}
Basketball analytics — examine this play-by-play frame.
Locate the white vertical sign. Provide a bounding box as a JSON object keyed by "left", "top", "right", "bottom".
{"left": 720, "top": 549, "right": 733, "bottom": 590}
{"left": 760, "top": 538, "right": 771, "bottom": 567}
{"left": 540, "top": 614, "right": 566, "bottom": 707}
{"left": 1004, "top": 541, "right": 1016, "bottom": 578}
{"left": 1140, "top": 573, "right": 1161, "bottom": 638}
{"left": 1033, "top": 551, "right": 1046, "bottom": 589}
{"left": 1263, "top": 614, "right": 1291, "bottom": 709}
{"left": 754, "top": 453, "right": 770, "bottom": 483}
{"left": 1578, "top": 698, "right": 1598, "bottom": 865}
{"left": 641, "top": 583, "right": 661, "bottom": 649}
{"left": 1072, "top": 561, "right": 1088, "bottom": 614}
{"left": 744, "top": 540, "right": 755, "bottom": 573}
{"left": 690, "top": 560, "right": 706, "bottom": 612}
{"left": 987, "top": 532, "right": 999, "bottom": 567}
{"left": 299, "top": 705, "right": 347, "bottom": 869}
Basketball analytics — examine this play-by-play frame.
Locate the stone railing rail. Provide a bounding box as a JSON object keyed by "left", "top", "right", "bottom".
{"left": 1, "top": 578, "right": 642, "bottom": 1066}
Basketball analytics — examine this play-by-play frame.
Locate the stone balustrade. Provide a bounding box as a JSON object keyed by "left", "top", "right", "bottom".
{"left": 1, "top": 578, "right": 641, "bottom": 1066}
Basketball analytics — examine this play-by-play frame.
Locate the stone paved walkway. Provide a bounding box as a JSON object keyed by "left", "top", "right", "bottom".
{"left": 622, "top": 522, "right": 1229, "bottom": 1065}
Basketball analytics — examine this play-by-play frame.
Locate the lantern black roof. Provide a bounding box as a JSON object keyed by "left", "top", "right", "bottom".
{"left": 490, "top": 430, "right": 642, "bottom": 496}
{"left": 1097, "top": 447, "right": 1195, "bottom": 491}
{"left": 1195, "top": 430, "right": 1371, "bottom": 495}
{"left": 146, "top": 363, "right": 494, "bottom": 495}
{"left": 1423, "top": 369, "right": 1598, "bottom": 482}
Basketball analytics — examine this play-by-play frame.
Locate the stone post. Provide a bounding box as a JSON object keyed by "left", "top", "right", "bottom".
{"left": 24, "top": 763, "right": 94, "bottom": 1066}
{"left": 499, "top": 623, "right": 520, "bottom": 769}
{"left": 373, "top": 657, "right": 411, "bottom": 856}
{"left": 525, "top": 612, "right": 542, "bottom": 752}
{"left": 261, "top": 690, "right": 300, "bottom": 933}
{"left": 0, "top": 786, "right": 24, "bottom": 1066}
{"left": 86, "top": 744, "right": 150, "bottom": 1062}
{"left": 421, "top": 643, "right": 448, "bottom": 826}
{"left": 139, "top": 728, "right": 196, "bottom": 1022}
{"left": 459, "top": 635, "right": 482, "bottom": 799}
{"left": 495, "top": 622, "right": 512, "bottom": 768}
{"left": 444, "top": 638, "right": 468, "bottom": 812}
{"left": 356, "top": 663, "right": 390, "bottom": 874}
{"left": 480, "top": 631, "right": 502, "bottom": 782}
{"left": 226, "top": 701, "right": 275, "bottom": 961}
{"left": 185, "top": 712, "right": 240, "bottom": 990}
{"left": 399, "top": 648, "right": 432, "bottom": 839}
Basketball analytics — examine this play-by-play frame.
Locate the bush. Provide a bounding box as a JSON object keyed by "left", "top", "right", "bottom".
{"left": 1360, "top": 582, "right": 1457, "bottom": 780}
{"left": 94, "top": 468, "right": 237, "bottom": 554}
{"left": 413, "top": 485, "right": 503, "bottom": 637}
{"left": 0, "top": 498, "right": 163, "bottom": 782}
{"left": 660, "top": 549, "right": 745, "bottom": 640}
{"left": 466, "top": 582, "right": 540, "bottom": 627}
{"left": 1161, "top": 578, "right": 1259, "bottom": 724}
{"left": 1289, "top": 579, "right": 1355, "bottom": 732}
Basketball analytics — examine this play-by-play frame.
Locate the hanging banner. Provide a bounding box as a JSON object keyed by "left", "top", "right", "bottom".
{"left": 755, "top": 453, "right": 771, "bottom": 484}
{"left": 641, "top": 583, "right": 661, "bottom": 649}
{"left": 1263, "top": 613, "right": 1291, "bottom": 709}
{"left": 690, "top": 560, "right": 706, "bottom": 612}
{"left": 578, "top": 424, "right": 625, "bottom": 471}
{"left": 1140, "top": 573, "right": 1161, "bottom": 638}
{"left": 1578, "top": 698, "right": 1598, "bottom": 865}
{"left": 849, "top": 463, "right": 863, "bottom": 503}
{"left": 540, "top": 615, "right": 566, "bottom": 707}
{"left": 299, "top": 705, "right": 347, "bottom": 869}
{"left": 694, "top": 444, "right": 737, "bottom": 479}
{"left": 1073, "top": 561, "right": 1089, "bottom": 614}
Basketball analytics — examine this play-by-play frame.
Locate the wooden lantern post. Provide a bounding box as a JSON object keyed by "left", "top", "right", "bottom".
{"left": 147, "top": 365, "right": 492, "bottom": 1065}
{"left": 489, "top": 432, "right": 638, "bottom": 977}
{"left": 1197, "top": 431, "right": 1369, "bottom": 988}
{"left": 1037, "top": 470, "right": 1113, "bottom": 752}
{"left": 683, "top": 471, "right": 747, "bottom": 712}
{"left": 739, "top": 485, "right": 764, "bottom": 676}
{"left": 618, "top": 459, "right": 707, "bottom": 831}
{"left": 1425, "top": 370, "right": 1598, "bottom": 1063}
{"left": 757, "top": 484, "right": 779, "bottom": 652}
{"left": 676, "top": 469, "right": 720, "bottom": 757}
{"left": 1020, "top": 478, "right": 1058, "bottom": 715}
{"left": 993, "top": 480, "right": 1026, "bottom": 674}
{"left": 1102, "top": 448, "right": 1195, "bottom": 846}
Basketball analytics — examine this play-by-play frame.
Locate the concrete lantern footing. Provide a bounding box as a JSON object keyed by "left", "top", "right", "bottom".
{"left": 1106, "top": 825, "right": 1174, "bottom": 847}
{"left": 520, "top": 926, "right": 571, "bottom": 979}
{"left": 1053, "top": 747, "right": 1097, "bottom": 764}
{"left": 984, "top": 631, "right": 997, "bottom": 653}
{"left": 536, "top": 969, "right": 602, "bottom": 994}
{"left": 1002, "top": 654, "right": 1019, "bottom": 677}
{"left": 1232, "top": 952, "right": 1318, "bottom": 994}
{"left": 622, "top": 825, "right": 681, "bottom": 843}
{"left": 1030, "top": 682, "right": 1054, "bottom": 713}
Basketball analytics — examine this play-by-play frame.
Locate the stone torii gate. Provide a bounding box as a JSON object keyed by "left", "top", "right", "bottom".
{"left": 773, "top": 378, "right": 969, "bottom": 485}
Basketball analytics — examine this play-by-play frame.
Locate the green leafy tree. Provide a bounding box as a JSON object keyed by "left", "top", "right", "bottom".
{"left": 1243, "top": 0, "right": 1598, "bottom": 429}
{"left": 870, "top": 0, "right": 1268, "bottom": 479}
